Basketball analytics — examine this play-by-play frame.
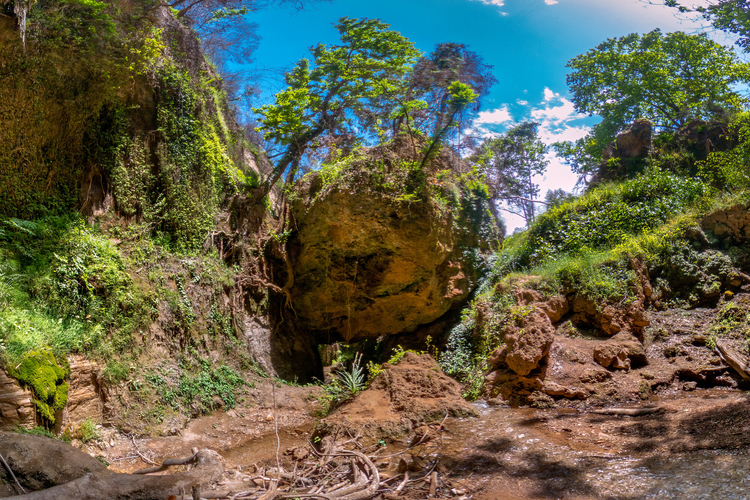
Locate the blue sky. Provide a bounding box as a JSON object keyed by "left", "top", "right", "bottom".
{"left": 242, "top": 0, "right": 716, "bottom": 230}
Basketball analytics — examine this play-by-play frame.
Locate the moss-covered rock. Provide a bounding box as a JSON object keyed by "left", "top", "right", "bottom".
{"left": 9, "top": 351, "right": 69, "bottom": 425}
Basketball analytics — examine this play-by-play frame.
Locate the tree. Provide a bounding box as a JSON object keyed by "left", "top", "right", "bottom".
{"left": 567, "top": 29, "right": 750, "bottom": 134}
{"left": 418, "top": 80, "right": 479, "bottom": 170}
{"left": 658, "top": 1, "right": 750, "bottom": 52}
{"left": 350, "top": 42, "right": 495, "bottom": 153}
{"left": 253, "top": 17, "right": 422, "bottom": 195}
{"left": 407, "top": 43, "right": 496, "bottom": 138}
{"left": 544, "top": 188, "right": 576, "bottom": 209}
{"left": 472, "top": 122, "right": 549, "bottom": 228}
{"left": 557, "top": 29, "right": 750, "bottom": 184}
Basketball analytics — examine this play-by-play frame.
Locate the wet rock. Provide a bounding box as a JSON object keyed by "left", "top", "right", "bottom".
{"left": 542, "top": 381, "right": 587, "bottom": 399}
{"left": 528, "top": 391, "right": 556, "bottom": 409}
{"left": 594, "top": 345, "right": 631, "bottom": 370}
{"left": 594, "top": 339, "right": 647, "bottom": 371}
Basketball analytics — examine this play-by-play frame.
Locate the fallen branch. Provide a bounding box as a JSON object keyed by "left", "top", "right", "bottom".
{"left": 132, "top": 451, "right": 199, "bottom": 474}
{"left": 716, "top": 340, "right": 750, "bottom": 382}
{"left": 0, "top": 452, "right": 25, "bottom": 494}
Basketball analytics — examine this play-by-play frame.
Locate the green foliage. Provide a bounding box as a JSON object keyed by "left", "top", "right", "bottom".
{"left": 472, "top": 122, "right": 549, "bottom": 227}
{"left": 562, "top": 28, "right": 750, "bottom": 172}
{"left": 161, "top": 361, "right": 247, "bottom": 415}
{"left": 254, "top": 17, "right": 422, "bottom": 191}
{"left": 78, "top": 417, "right": 100, "bottom": 443}
{"left": 334, "top": 352, "right": 366, "bottom": 396}
{"left": 700, "top": 112, "right": 750, "bottom": 191}
{"left": 15, "top": 425, "right": 71, "bottom": 443}
{"left": 9, "top": 351, "right": 69, "bottom": 425}
{"left": 567, "top": 29, "right": 749, "bottom": 133}
{"left": 506, "top": 169, "right": 708, "bottom": 269}
{"left": 0, "top": 216, "right": 155, "bottom": 368}
{"left": 0, "top": 0, "right": 152, "bottom": 219}
{"left": 705, "top": 298, "right": 750, "bottom": 349}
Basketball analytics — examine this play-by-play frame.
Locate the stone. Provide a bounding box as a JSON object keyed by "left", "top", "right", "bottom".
{"left": 615, "top": 119, "right": 652, "bottom": 159}
{"left": 538, "top": 295, "right": 569, "bottom": 323}
{"left": 0, "top": 370, "right": 34, "bottom": 429}
{"left": 505, "top": 310, "right": 555, "bottom": 376}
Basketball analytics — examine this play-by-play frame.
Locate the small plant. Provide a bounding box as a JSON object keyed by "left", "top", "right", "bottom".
{"left": 78, "top": 418, "right": 100, "bottom": 443}
{"left": 335, "top": 352, "right": 366, "bottom": 396}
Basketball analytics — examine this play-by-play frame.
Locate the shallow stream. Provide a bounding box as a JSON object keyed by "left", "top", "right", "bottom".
{"left": 439, "top": 392, "right": 750, "bottom": 499}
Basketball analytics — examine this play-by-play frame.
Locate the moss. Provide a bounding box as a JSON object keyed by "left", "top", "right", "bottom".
{"left": 9, "top": 351, "right": 69, "bottom": 425}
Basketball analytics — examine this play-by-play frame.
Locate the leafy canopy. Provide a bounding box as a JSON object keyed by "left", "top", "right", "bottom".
{"left": 557, "top": 29, "right": 750, "bottom": 183}
{"left": 661, "top": 0, "right": 750, "bottom": 52}
{"left": 254, "top": 17, "right": 422, "bottom": 192}
{"left": 567, "top": 29, "right": 750, "bottom": 133}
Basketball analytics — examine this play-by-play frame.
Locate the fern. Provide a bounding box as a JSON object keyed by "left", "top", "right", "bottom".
{"left": 4, "top": 218, "right": 40, "bottom": 237}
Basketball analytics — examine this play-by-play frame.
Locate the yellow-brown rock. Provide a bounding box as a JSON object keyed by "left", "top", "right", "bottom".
{"left": 285, "top": 139, "right": 499, "bottom": 344}
{"left": 0, "top": 370, "right": 34, "bottom": 428}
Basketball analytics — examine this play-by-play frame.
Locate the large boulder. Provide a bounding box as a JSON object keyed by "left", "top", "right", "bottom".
{"left": 283, "top": 139, "right": 500, "bottom": 345}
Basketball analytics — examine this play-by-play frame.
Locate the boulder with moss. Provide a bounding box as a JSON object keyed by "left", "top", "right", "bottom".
{"left": 269, "top": 138, "right": 500, "bottom": 379}
{"left": 8, "top": 352, "right": 69, "bottom": 426}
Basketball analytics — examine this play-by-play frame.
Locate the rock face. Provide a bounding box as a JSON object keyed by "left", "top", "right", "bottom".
{"left": 504, "top": 310, "right": 555, "bottom": 376}
{"left": 0, "top": 370, "right": 34, "bottom": 428}
{"left": 701, "top": 203, "right": 750, "bottom": 243}
{"left": 614, "top": 119, "right": 652, "bottom": 159}
{"left": 280, "top": 139, "right": 498, "bottom": 354}
{"left": 62, "top": 356, "right": 103, "bottom": 429}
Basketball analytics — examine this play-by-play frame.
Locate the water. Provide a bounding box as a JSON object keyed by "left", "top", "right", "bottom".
{"left": 438, "top": 395, "right": 750, "bottom": 499}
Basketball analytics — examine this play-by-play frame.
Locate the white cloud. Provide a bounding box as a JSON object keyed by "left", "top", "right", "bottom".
{"left": 516, "top": 99, "right": 528, "bottom": 106}
{"left": 530, "top": 87, "right": 589, "bottom": 144}
{"left": 471, "top": 0, "right": 508, "bottom": 14}
{"left": 471, "top": 105, "right": 514, "bottom": 137}
{"left": 475, "top": 105, "right": 513, "bottom": 126}
{"left": 544, "top": 0, "right": 558, "bottom": 4}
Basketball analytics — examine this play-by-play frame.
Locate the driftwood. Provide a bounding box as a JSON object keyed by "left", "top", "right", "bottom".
{"left": 716, "top": 340, "right": 750, "bottom": 382}
{"left": 11, "top": 449, "right": 223, "bottom": 500}
{"left": 591, "top": 405, "right": 662, "bottom": 416}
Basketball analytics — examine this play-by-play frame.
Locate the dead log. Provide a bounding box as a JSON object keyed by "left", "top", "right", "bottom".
{"left": 13, "top": 449, "right": 223, "bottom": 500}
{"left": 716, "top": 340, "right": 750, "bottom": 382}
{"left": 0, "top": 433, "right": 223, "bottom": 500}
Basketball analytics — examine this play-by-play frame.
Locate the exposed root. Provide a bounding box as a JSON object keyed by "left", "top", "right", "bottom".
{"left": 199, "top": 423, "right": 464, "bottom": 500}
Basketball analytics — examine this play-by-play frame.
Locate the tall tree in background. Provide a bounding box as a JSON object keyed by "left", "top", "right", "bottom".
{"left": 253, "top": 17, "right": 422, "bottom": 195}
{"left": 472, "top": 122, "right": 549, "bottom": 228}
{"left": 568, "top": 29, "right": 749, "bottom": 132}
{"left": 557, "top": 29, "right": 750, "bottom": 184}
